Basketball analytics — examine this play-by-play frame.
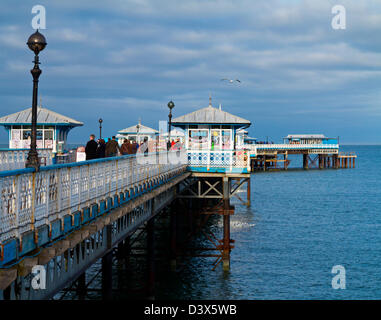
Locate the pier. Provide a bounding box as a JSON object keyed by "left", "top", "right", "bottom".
{"left": 248, "top": 135, "right": 357, "bottom": 171}
{"left": 0, "top": 102, "right": 357, "bottom": 300}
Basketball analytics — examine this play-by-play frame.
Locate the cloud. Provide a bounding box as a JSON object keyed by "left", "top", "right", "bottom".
{"left": 0, "top": 0, "right": 381, "bottom": 144}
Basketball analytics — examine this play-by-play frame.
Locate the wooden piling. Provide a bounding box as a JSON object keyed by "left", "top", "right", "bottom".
{"left": 222, "top": 177, "right": 231, "bottom": 271}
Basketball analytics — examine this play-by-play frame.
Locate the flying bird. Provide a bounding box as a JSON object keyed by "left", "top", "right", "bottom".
{"left": 221, "top": 78, "right": 241, "bottom": 83}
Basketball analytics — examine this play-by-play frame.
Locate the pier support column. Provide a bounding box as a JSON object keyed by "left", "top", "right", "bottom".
{"left": 146, "top": 217, "right": 155, "bottom": 298}
{"left": 246, "top": 177, "right": 251, "bottom": 207}
{"left": 101, "top": 251, "right": 113, "bottom": 300}
{"left": 318, "top": 154, "right": 323, "bottom": 169}
{"left": 123, "top": 237, "right": 131, "bottom": 267}
{"left": 117, "top": 241, "right": 124, "bottom": 262}
{"left": 353, "top": 157, "right": 355, "bottom": 168}
{"left": 76, "top": 272, "right": 86, "bottom": 300}
{"left": 222, "top": 177, "right": 231, "bottom": 271}
{"left": 170, "top": 208, "right": 177, "bottom": 270}
{"left": 303, "top": 154, "right": 308, "bottom": 170}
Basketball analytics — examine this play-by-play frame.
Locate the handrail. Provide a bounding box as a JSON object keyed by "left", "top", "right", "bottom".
{"left": 0, "top": 150, "right": 187, "bottom": 247}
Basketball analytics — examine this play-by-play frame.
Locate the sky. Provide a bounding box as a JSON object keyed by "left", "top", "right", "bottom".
{"left": 0, "top": 0, "right": 380, "bottom": 144}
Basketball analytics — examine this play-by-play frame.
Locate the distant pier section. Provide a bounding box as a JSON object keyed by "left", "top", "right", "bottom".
{"left": 247, "top": 134, "right": 357, "bottom": 171}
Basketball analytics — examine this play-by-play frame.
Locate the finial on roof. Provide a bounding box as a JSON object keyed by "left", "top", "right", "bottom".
{"left": 209, "top": 93, "right": 212, "bottom": 107}
{"left": 138, "top": 118, "right": 141, "bottom": 125}
{"left": 219, "top": 103, "right": 222, "bottom": 110}
{"left": 39, "top": 97, "right": 42, "bottom": 108}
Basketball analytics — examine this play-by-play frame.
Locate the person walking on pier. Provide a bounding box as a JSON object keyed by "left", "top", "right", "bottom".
{"left": 96, "top": 138, "right": 106, "bottom": 158}
{"left": 130, "top": 140, "right": 138, "bottom": 154}
{"left": 120, "top": 139, "right": 130, "bottom": 155}
{"left": 85, "top": 134, "right": 98, "bottom": 160}
{"left": 105, "top": 136, "right": 120, "bottom": 157}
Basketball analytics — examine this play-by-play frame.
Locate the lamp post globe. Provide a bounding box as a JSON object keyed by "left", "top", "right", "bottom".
{"left": 27, "top": 30, "right": 47, "bottom": 55}
{"left": 25, "top": 29, "right": 47, "bottom": 170}
{"left": 167, "top": 100, "right": 175, "bottom": 110}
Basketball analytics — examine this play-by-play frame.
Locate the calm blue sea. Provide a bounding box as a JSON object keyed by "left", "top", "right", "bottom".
{"left": 152, "top": 145, "right": 381, "bottom": 300}
{"left": 49, "top": 145, "right": 381, "bottom": 300}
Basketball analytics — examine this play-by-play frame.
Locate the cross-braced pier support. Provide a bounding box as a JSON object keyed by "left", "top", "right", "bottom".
{"left": 170, "top": 208, "right": 177, "bottom": 270}
{"left": 176, "top": 173, "right": 249, "bottom": 271}
{"left": 76, "top": 272, "right": 86, "bottom": 300}
{"left": 146, "top": 217, "right": 155, "bottom": 298}
{"left": 101, "top": 251, "right": 113, "bottom": 300}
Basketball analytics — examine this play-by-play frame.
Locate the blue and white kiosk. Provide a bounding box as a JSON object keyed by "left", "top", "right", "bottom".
{"left": 171, "top": 98, "right": 251, "bottom": 173}
{"left": 0, "top": 106, "right": 83, "bottom": 169}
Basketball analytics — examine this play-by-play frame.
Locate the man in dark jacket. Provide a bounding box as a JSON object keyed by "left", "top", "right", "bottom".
{"left": 85, "top": 134, "right": 98, "bottom": 160}
{"left": 105, "top": 136, "right": 120, "bottom": 157}
{"left": 96, "top": 139, "right": 106, "bottom": 158}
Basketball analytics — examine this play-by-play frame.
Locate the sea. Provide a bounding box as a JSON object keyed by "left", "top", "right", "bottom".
{"left": 151, "top": 145, "right": 381, "bottom": 300}
{"left": 52, "top": 145, "right": 381, "bottom": 299}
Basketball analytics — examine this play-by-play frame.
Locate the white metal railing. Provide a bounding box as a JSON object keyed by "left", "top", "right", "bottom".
{"left": 0, "top": 149, "right": 53, "bottom": 172}
{"left": 0, "top": 150, "right": 186, "bottom": 244}
{"left": 251, "top": 144, "right": 339, "bottom": 150}
{"left": 187, "top": 150, "right": 251, "bottom": 172}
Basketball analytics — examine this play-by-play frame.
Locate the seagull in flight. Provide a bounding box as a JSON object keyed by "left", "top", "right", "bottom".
{"left": 221, "top": 78, "right": 241, "bottom": 83}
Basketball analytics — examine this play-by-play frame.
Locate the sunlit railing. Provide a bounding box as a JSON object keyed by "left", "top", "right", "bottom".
{"left": 0, "top": 149, "right": 53, "bottom": 171}
{"left": 0, "top": 150, "right": 187, "bottom": 244}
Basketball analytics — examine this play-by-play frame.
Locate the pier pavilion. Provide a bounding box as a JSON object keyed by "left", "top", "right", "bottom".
{"left": 0, "top": 105, "right": 83, "bottom": 153}
{"left": 116, "top": 120, "right": 158, "bottom": 145}
{"left": 171, "top": 97, "right": 251, "bottom": 173}
{"left": 247, "top": 133, "right": 356, "bottom": 171}
{"left": 283, "top": 134, "right": 338, "bottom": 145}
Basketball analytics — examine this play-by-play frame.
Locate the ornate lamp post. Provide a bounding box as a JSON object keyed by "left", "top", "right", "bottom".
{"left": 167, "top": 101, "right": 175, "bottom": 150}
{"left": 25, "top": 29, "right": 47, "bottom": 170}
{"left": 99, "top": 118, "right": 103, "bottom": 139}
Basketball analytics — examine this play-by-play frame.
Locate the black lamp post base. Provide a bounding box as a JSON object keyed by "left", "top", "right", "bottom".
{"left": 25, "top": 152, "right": 40, "bottom": 170}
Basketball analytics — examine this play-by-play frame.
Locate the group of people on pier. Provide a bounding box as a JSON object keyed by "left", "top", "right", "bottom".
{"left": 85, "top": 134, "right": 182, "bottom": 161}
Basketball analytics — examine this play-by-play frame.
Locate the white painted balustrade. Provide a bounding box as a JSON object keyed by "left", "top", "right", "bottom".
{"left": 187, "top": 149, "right": 251, "bottom": 172}
{"left": 0, "top": 151, "right": 187, "bottom": 244}
{"left": 0, "top": 149, "right": 52, "bottom": 171}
